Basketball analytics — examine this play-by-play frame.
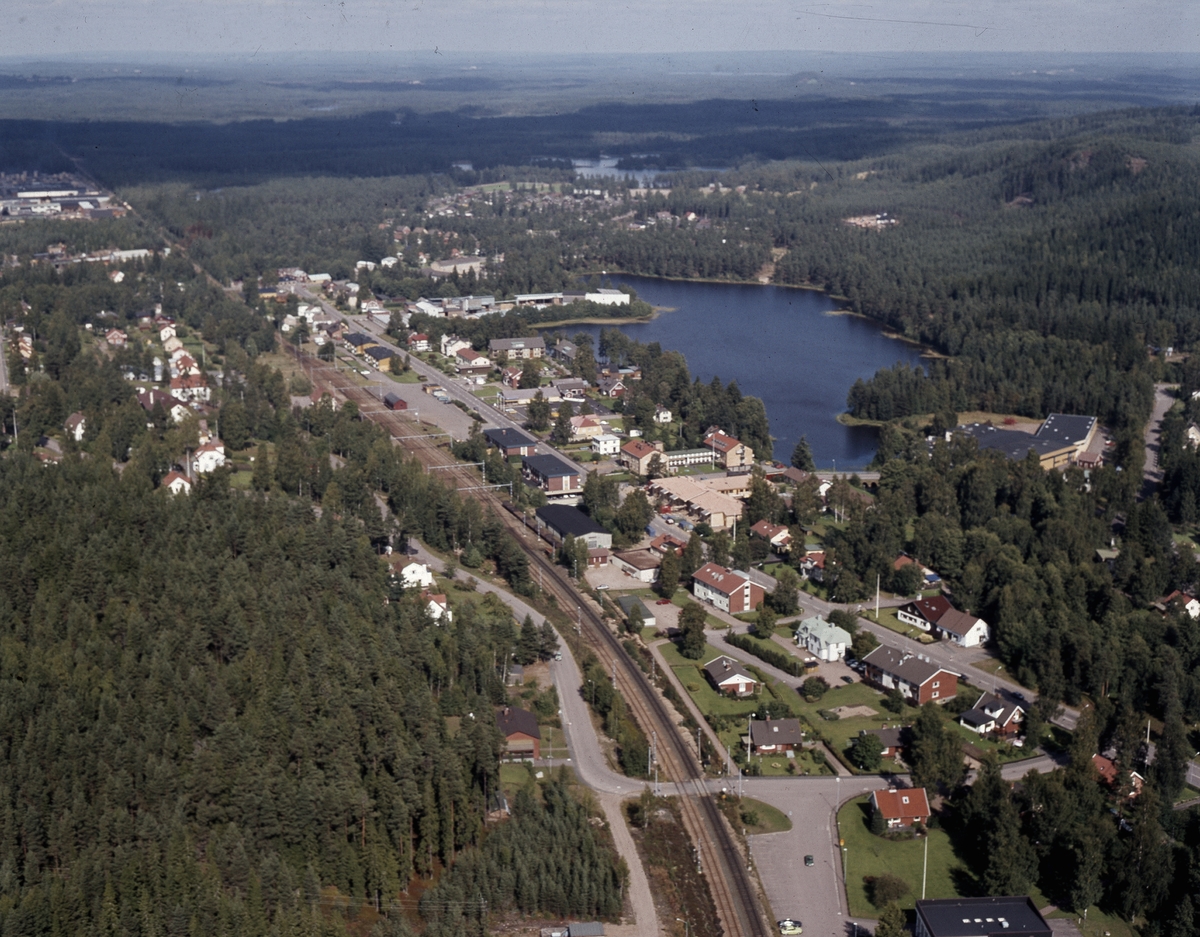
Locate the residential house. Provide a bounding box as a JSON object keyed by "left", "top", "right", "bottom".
{"left": 612, "top": 549, "right": 661, "bottom": 583}
{"left": 496, "top": 706, "right": 541, "bottom": 760}
{"left": 862, "top": 726, "right": 909, "bottom": 760}
{"left": 397, "top": 561, "right": 436, "bottom": 590}
{"left": 105, "top": 328, "right": 127, "bottom": 347}
{"left": 702, "top": 656, "right": 758, "bottom": 697}
{"left": 591, "top": 433, "right": 620, "bottom": 457}
{"left": 64, "top": 411, "right": 86, "bottom": 442}
{"left": 619, "top": 439, "right": 660, "bottom": 475}
{"left": 551, "top": 339, "right": 578, "bottom": 364}
{"left": 1187, "top": 424, "right": 1200, "bottom": 450}
{"left": 551, "top": 378, "right": 590, "bottom": 399}
{"left": 870, "top": 787, "right": 931, "bottom": 829}
{"left": 364, "top": 346, "right": 394, "bottom": 369}
{"left": 569, "top": 415, "right": 605, "bottom": 440}
{"left": 406, "top": 332, "right": 430, "bottom": 353}
{"left": 1091, "top": 754, "right": 1145, "bottom": 799}
{"left": 914, "top": 897, "right": 1052, "bottom": 937}
{"left": 596, "top": 376, "right": 626, "bottom": 398}
{"left": 692, "top": 562, "right": 764, "bottom": 614}
{"left": 960, "top": 693, "right": 1024, "bottom": 738}
{"left": 440, "top": 335, "right": 472, "bottom": 357}
{"left": 535, "top": 504, "right": 613, "bottom": 550}
{"left": 191, "top": 440, "right": 226, "bottom": 475}
{"left": 522, "top": 454, "right": 582, "bottom": 494}
{"left": 162, "top": 471, "right": 192, "bottom": 496}
{"left": 489, "top": 336, "right": 545, "bottom": 360}
{"left": 500, "top": 386, "right": 561, "bottom": 407}
{"left": 158, "top": 324, "right": 176, "bottom": 342}
{"left": 749, "top": 519, "right": 792, "bottom": 553}
{"left": 862, "top": 645, "right": 959, "bottom": 704}
{"left": 484, "top": 427, "right": 538, "bottom": 458}
{"left": 162, "top": 335, "right": 184, "bottom": 355}
{"left": 649, "top": 532, "right": 688, "bottom": 556}
{"left": 896, "top": 595, "right": 990, "bottom": 648}
{"left": 1155, "top": 590, "right": 1200, "bottom": 619}
{"left": 653, "top": 406, "right": 672, "bottom": 424}
{"left": 455, "top": 348, "right": 492, "bottom": 372}
{"left": 703, "top": 429, "right": 754, "bottom": 469}
{"left": 794, "top": 615, "right": 852, "bottom": 662}
{"left": 137, "top": 388, "right": 190, "bottom": 423}
{"left": 617, "top": 595, "right": 656, "bottom": 631}
{"left": 797, "top": 551, "right": 826, "bottom": 582}
{"left": 893, "top": 553, "right": 941, "bottom": 586}
{"left": 421, "top": 593, "right": 453, "bottom": 623}
{"left": 170, "top": 374, "right": 210, "bottom": 402}
{"left": 344, "top": 332, "right": 379, "bottom": 353}
{"left": 500, "top": 366, "right": 523, "bottom": 388}
{"left": 749, "top": 717, "right": 805, "bottom": 754}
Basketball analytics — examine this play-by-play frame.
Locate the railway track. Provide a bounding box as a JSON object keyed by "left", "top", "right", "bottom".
{"left": 287, "top": 346, "right": 769, "bottom": 937}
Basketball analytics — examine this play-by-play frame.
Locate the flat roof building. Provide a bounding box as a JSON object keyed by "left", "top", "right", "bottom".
{"left": 535, "top": 505, "right": 612, "bottom": 550}
{"left": 914, "top": 898, "right": 1051, "bottom": 937}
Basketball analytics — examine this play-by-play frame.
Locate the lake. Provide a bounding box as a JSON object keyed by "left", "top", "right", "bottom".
{"left": 559, "top": 275, "right": 925, "bottom": 470}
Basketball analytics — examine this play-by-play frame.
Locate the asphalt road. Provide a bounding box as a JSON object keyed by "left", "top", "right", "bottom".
{"left": 0, "top": 324, "right": 7, "bottom": 394}
{"left": 348, "top": 311, "right": 591, "bottom": 474}
{"left": 1141, "top": 383, "right": 1177, "bottom": 499}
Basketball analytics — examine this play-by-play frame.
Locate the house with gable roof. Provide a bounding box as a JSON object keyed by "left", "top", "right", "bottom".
{"left": 703, "top": 429, "right": 754, "bottom": 469}
{"left": 959, "top": 692, "right": 1024, "bottom": 738}
{"left": 692, "top": 562, "right": 764, "bottom": 614}
{"left": 896, "top": 594, "right": 990, "bottom": 648}
{"left": 862, "top": 644, "right": 958, "bottom": 704}
{"left": 870, "top": 787, "right": 931, "bottom": 828}
{"left": 794, "top": 615, "right": 852, "bottom": 662}
{"left": 702, "top": 655, "right": 758, "bottom": 697}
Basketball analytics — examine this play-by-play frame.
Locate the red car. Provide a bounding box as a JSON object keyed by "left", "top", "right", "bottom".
{"left": 656, "top": 598, "right": 673, "bottom": 605}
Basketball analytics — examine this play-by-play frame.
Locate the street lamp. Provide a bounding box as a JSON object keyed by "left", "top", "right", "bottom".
{"left": 676, "top": 918, "right": 690, "bottom": 937}
{"left": 588, "top": 679, "right": 595, "bottom": 707}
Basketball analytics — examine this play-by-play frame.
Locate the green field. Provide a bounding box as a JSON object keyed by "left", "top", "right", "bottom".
{"left": 837, "top": 797, "right": 970, "bottom": 917}
{"left": 739, "top": 798, "right": 792, "bottom": 834}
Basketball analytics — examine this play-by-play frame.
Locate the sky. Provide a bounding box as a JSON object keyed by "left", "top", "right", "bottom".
{"left": 2, "top": 0, "right": 1198, "bottom": 60}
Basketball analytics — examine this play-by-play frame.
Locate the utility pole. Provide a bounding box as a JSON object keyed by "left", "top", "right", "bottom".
{"left": 922, "top": 832, "right": 929, "bottom": 899}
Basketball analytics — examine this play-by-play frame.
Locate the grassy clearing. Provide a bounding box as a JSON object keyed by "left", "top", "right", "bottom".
{"left": 837, "top": 797, "right": 970, "bottom": 917}
{"left": 739, "top": 798, "right": 792, "bottom": 834}
{"left": 871, "top": 608, "right": 937, "bottom": 642}
{"left": 1046, "top": 907, "right": 1136, "bottom": 937}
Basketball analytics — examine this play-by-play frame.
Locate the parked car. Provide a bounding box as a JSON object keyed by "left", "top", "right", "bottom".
{"left": 804, "top": 855, "right": 815, "bottom": 867}
{"left": 779, "top": 920, "right": 803, "bottom": 935}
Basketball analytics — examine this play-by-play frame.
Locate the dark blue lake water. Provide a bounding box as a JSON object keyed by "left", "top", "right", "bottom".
{"left": 561, "top": 275, "right": 925, "bottom": 470}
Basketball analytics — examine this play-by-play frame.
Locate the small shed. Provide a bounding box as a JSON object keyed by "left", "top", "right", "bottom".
{"left": 384, "top": 392, "right": 408, "bottom": 411}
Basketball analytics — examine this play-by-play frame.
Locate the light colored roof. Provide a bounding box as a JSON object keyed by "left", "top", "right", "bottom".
{"left": 795, "top": 615, "right": 851, "bottom": 649}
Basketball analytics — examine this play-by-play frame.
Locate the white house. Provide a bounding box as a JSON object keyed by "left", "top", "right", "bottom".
{"left": 654, "top": 406, "right": 673, "bottom": 424}
{"left": 191, "top": 440, "right": 226, "bottom": 474}
{"left": 794, "top": 615, "right": 852, "bottom": 662}
{"left": 64, "top": 412, "right": 86, "bottom": 443}
{"left": 591, "top": 433, "right": 621, "bottom": 457}
{"left": 159, "top": 325, "right": 176, "bottom": 342}
{"left": 398, "top": 561, "right": 436, "bottom": 589}
{"left": 441, "top": 335, "right": 472, "bottom": 358}
{"left": 422, "top": 593, "right": 453, "bottom": 623}
{"left": 163, "top": 471, "right": 192, "bottom": 495}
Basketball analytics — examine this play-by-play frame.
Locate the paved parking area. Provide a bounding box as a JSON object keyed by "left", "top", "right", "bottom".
{"left": 736, "top": 777, "right": 886, "bottom": 937}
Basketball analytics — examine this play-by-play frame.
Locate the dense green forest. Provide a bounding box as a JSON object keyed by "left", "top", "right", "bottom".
{"left": 0, "top": 228, "right": 627, "bottom": 934}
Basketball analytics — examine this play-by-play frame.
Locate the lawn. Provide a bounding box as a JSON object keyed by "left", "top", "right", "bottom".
{"left": 837, "top": 796, "right": 972, "bottom": 918}
{"left": 871, "top": 608, "right": 937, "bottom": 643}
{"left": 739, "top": 798, "right": 792, "bottom": 834}
{"left": 671, "top": 665, "right": 760, "bottom": 718}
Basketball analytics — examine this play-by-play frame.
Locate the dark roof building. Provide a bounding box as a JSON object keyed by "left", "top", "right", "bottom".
{"left": 862, "top": 644, "right": 959, "bottom": 704}
{"left": 483, "top": 426, "right": 538, "bottom": 457}
{"left": 522, "top": 454, "right": 582, "bottom": 494}
{"left": 496, "top": 706, "right": 541, "bottom": 759}
{"left": 749, "top": 717, "right": 804, "bottom": 751}
{"left": 535, "top": 504, "right": 613, "bottom": 549}
{"left": 914, "top": 897, "right": 1052, "bottom": 937}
